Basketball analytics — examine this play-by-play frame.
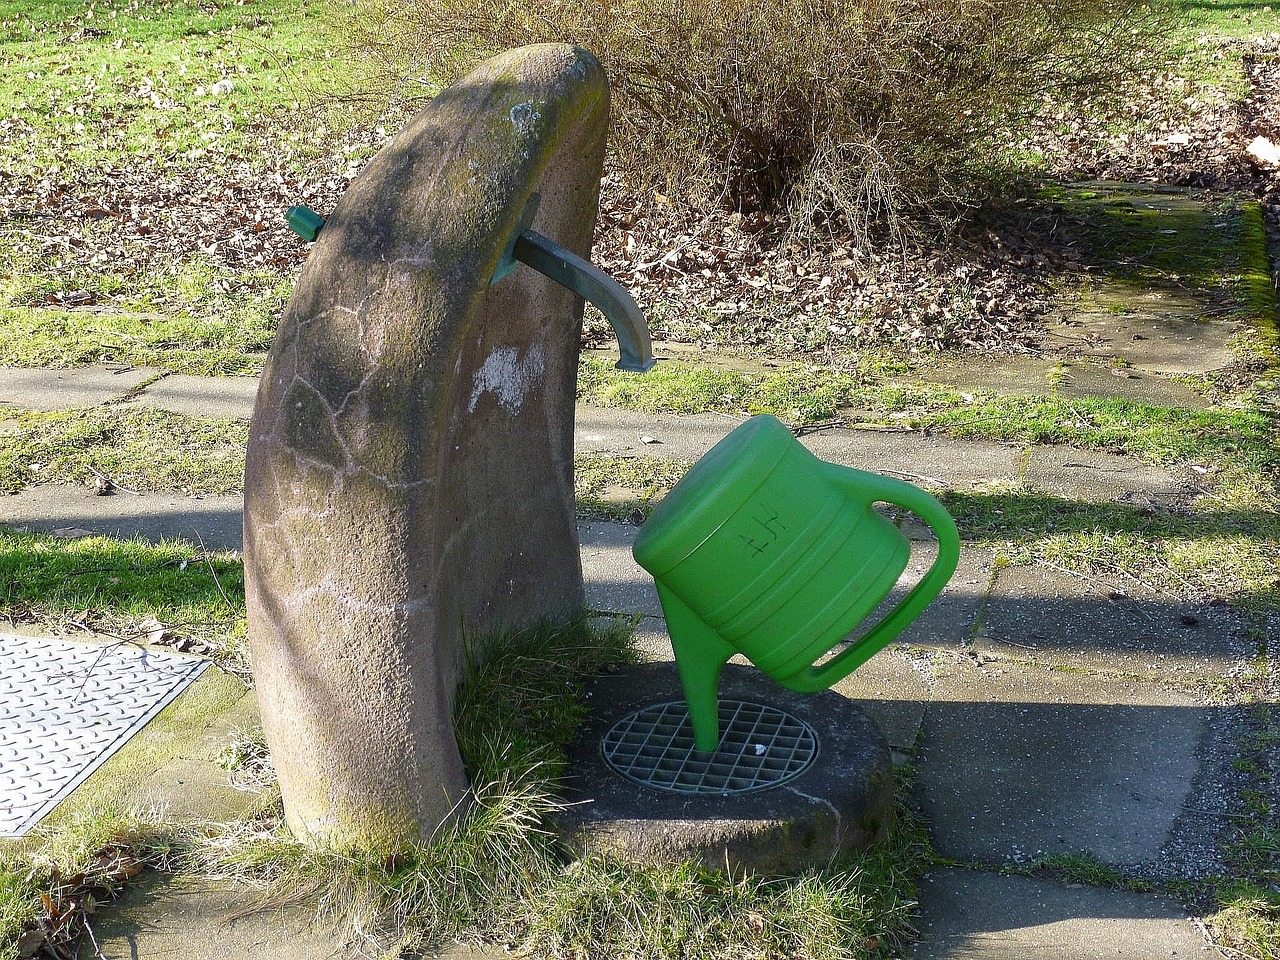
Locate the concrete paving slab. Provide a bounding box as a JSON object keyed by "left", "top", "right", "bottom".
{"left": 140, "top": 690, "right": 264, "bottom": 823}
{"left": 805, "top": 431, "right": 1024, "bottom": 491}
{"left": 580, "top": 519, "right": 661, "bottom": 617}
{"left": 30, "top": 663, "right": 262, "bottom": 834}
{"left": 575, "top": 406, "right": 740, "bottom": 460}
{"left": 0, "top": 365, "right": 162, "bottom": 411}
{"left": 630, "top": 620, "right": 676, "bottom": 661}
{"left": 79, "top": 874, "right": 343, "bottom": 960}
{"left": 79, "top": 872, "right": 525, "bottom": 960}
{"left": 132, "top": 374, "right": 260, "bottom": 421}
{"left": 893, "top": 355, "right": 1062, "bottom": 397}
{"left": 1044, "top": 309, "right": 1238, "bottom": 375}
{"left": 978, "top": 562, "right": 1248, "bottom": 679}
{"left": 831, "top": 645, "right": 936, "bottom": 751}
{"left": 1054, "top": 360, "right": 1210, "bottom": 408}
{"left": 577, "top": 407, "right": 1025, "bottom": 491}
{"left": 0, "top": 486, "right": 244, "bottom": 551}
{"left": 882, "top": 543, "right": 993, "bottom": 649}
{"left": 1023, "top": 447, "right": 1189, "bottom": 505}
{"left": 915, "top": 657, "right": 1216, "bottom": 869}
{"left": 910, "top": 869, "right": 1213, "bottom": 959}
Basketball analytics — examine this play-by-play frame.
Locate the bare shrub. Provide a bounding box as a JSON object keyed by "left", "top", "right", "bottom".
{"left": 340, "top": 0, "right": 1174, "bottom": 240}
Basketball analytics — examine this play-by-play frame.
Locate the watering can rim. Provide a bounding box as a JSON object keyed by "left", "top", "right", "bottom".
{"left": 632, "top": 413, "right": 798, "bottom": 575}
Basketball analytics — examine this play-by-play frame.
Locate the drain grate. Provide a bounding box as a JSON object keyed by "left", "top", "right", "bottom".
{"left": 601, "top": 700, "right": 818, "bottom": 795}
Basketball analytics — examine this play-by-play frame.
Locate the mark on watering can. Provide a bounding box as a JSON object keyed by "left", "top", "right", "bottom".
{"left": 737, "top": 506, "right": 787, "bottom": 557}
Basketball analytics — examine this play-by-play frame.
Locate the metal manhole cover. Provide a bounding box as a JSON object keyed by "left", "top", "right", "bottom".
{"left": 0, "top": 633, "right": 208, "bottom": 837}
{"left": 601, "top": 700, "right": 818, "bottom": 795}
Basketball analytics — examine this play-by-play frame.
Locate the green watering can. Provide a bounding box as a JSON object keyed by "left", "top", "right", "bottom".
{"left": 633, "top": 414, "right": 960, "bottom": 752}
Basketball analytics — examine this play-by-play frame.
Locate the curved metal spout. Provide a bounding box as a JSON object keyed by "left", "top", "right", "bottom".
{"left": 512, "top": 230, "right": 655, "bottom": 372}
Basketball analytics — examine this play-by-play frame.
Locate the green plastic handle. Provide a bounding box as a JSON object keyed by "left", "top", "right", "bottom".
{"left": 785, "top": 464, "right": 960, "bottom": 693}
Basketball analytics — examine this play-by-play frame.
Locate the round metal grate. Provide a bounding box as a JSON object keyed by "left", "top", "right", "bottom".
{"left": 600, "top": 700, "right": 818, "bottom": 795}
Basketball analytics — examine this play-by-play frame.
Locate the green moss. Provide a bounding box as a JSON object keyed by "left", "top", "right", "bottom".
{"left": 1237, "top": 202, "right": 1280, "bottom": 360}
{"left": 574, "top": 454, "right": 693, "bottom": 519}
{"left": 578, "top": 356, "right": 866, "bottom": 424}
{"left": 0, "top": 529, "right": 248, "bottom": 666}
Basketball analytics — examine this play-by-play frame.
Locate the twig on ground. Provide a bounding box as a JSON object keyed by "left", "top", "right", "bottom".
{"left": 193, "top": 530, "right": 237, "bottom": 614}
{"left": 791, "top": 419, "right": 847, "bottom": 437}
{"left": 87, "top": 465, "right": 143, "bottom": 496}
{"left": 880, "top": 467, "right": 947, "bottom": 486}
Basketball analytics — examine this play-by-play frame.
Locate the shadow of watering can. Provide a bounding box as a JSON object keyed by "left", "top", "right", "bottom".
{"left": 633, "top": 414, "right": 960, "bottom": 752}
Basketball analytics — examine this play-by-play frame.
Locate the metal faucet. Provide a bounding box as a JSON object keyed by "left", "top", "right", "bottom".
{"left": 491, "top": 193, "right": 655, "bottom": 373}
{"left": 287, "top": 196, "right": 657, "bottom": 374}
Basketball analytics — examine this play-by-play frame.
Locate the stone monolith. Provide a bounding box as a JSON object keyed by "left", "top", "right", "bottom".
{"left": 243, "top": 44, "right": 609, "bottom": 851}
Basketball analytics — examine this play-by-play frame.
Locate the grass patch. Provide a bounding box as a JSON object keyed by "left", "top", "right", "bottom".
{"left": 580, "top": 357, "right": 1279, "bottom": 468}
{"left": 0, "top": 406, "right": 248, "bottom": 494}
{"left": 0, "top": 305, "right": 276, "bottom": 375}
{"left": 575, "top": 454, "right": 693, "bottom": 520}
{"left": 1028, "top": 852, "right": 1153, "bottom": 891}
{"left": 1207, "top": 882, "right": 1280, "bottom": 959}
{"left": 0, "top": 0, "right": 347, "bottom": 177}
{"left": 1167, "top": 0, "right": 1278, "bottom": 96}
{"left": 0, "top": 528, "right": 246, "bottom": 663}
{"left": 578, "top": 356, "right": 867, "bottom": 424}
{"left": 909, "top": 393, "right": 1275, "bottom": 468}
{"left": 0, "top": 248, "right": 290, "bottom": 374}
{"left": 182, "top": 618, "right": 931, "bottom": 958}
{"left": 0, "top": 804, "right": 174, "bottom": 958}
{"left": 0, "top": 0, "right": 360, "bottom": 378}
{"left": 948, "top": 483, "right": 1279, "bottom": 618}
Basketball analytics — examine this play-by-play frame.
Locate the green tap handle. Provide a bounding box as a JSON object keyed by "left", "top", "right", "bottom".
{"left": 784, "top": 463, "right": 960, "bottom": 693}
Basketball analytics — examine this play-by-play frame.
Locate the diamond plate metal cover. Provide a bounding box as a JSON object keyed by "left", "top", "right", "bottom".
{"left": 0, "top": 632, "right": 208, "bottom": 837}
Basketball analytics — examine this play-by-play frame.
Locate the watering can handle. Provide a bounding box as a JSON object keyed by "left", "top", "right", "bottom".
{"left": 791, "top": 464, "right": 961, "bottom": 693}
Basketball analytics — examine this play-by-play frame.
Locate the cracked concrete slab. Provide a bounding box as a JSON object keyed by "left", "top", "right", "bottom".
{"left": 894, "top": 355, "right": 1063, "bottom": 397}
{"left": 978, "top": 562, "right": 1248, "bottom": 679}
{"left": 915, "top": 657, "right": 1217, "bottom": 869}
{"left": 877, "top": 541, "right": 993, "bottom": 649}
{"left": 1044, "top": 309, "right": 1238, "bottom": 375}
{"left": 1023, "top": 446, "right": 1189, "bottom": 505}
{"left": 832, "top": 645, "right": 936, "bottom": 752}
{"left": 132, "top": 374, "right": 260, "bottom": 420}
{"left": 909, "top": 869, "right": 1214, "bottom": 959}
{"left": 1054, "top": 359, "right": 1210, "bottom": 408}
{"left": 0, "top": 365, "right": 162, "bottom": 411}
